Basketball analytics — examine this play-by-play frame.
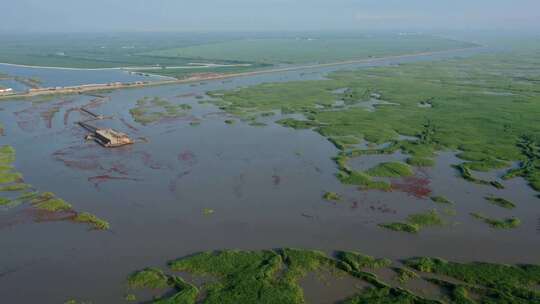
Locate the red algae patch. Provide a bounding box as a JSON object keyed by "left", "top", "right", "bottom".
{"left": 272, "top": 175, "right": 281, "bottom": 186}
{"left": 62, "top": 159, "right": 102, "bottom": 171}
{"left": 137, "top": 151, "right": 169, "bottom": 170}
{"left": 30, "top": 208, "right": 78, "bottom": 223}
{"left": 63, "top": 107, "right": 80, "bottom": 126}
{"left": 178, "top": 150, "right": 197, "bottom": 167}
{"left": 391, "top": 175, "right": 432, "bottom": 199}
{"left": 88, "top": 175, "right": 141, "bottom": 189}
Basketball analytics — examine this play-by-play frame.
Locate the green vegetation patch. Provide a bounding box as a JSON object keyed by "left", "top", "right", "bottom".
{"left": 470, "top": 213, "right": 521, "bottom": 229}
{"left": 130, "top": 97, "right": 191, "bottom": 125}
{"left": 337, "top": 170, "right": 392, "bottom": 191}
{"left": 366, "top": 162, "right": 414, "bottom": 178}
{"left": 405, "top": 257, "right": 540, "bottom": 286}
{"left": 379, "top": 222, "right": 421, "bottom": 233}
{"left": 0, "top": 197, "right": 11, "bottom": 206}
{"left": 323, "top": 191, "right": 341, "bottom": 202}
{"left": 277, "top": 118, "right": 320, "bottom": 130}
{"left": 408, "top": 210, "right": 444, "bottom": 227}
{"left": 168, "top": 248, "right": 334, "bottom": 304}
{"left": 203, "top": 208, "right": 215, "bottom": 216}
{"left": 394, "top": 267, "right": 419, "bottom": 284}
{"left": 153, "top": 276, "right": 199, "bottom": 304}
{"left": 485, "top": 196, "right": 516, "bottom": 209}
{"left": 430, "top": 196, "right": 453, "bottom": 204}
{"left": 328, "top": 136, "right": 360, "bottom": 150}
{"left": 380, "top": 210, "right": 444, "bottom": 234}
{"left": 334, "top": 154, "right": 392, "bottom": 191}
{"left": 0, "top": 172, "right": 23, "bottom": 184}
{"left": 0, "top": 146, "right": 110, "bottom": 230}
{"left": 342, "top": 287, "right": 437, "bottom": 304}
{"left": 454, "top": 163, "right": 504, "bottom": 189}
{"left": 143, "top": 35, "right": 476, "bottom": 65}
{"left": 33, "top": 198, "right": 72, "bottom": 212}
{"left": 130, "top": 248, "right": 540, "bottom": 304}
{"left": 73, "top": 212, "right": 110, "bottom": 230}
{"left": 128, "top": 268, "right": 171, "bottom": 289}
{"left": 207, "top": 51, "right": 540, "bottom": 196}
{"left": 503, "top": 136, "right": 540, "bottom": 192}
{"left": 0, "top": 183, "right": 31, "bottom": 192}
{"left": 336, "top": 251, "right": 391, "bottom": 270}
{"left": 0, "top": 145, "right": 15, "bottom": 164}
{"left": 406, "top": 157, "right": 435, "bottom": 167}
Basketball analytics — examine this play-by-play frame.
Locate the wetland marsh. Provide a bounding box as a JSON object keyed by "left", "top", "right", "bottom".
{"left": 1, "top": 45, "right": 540, "bottom": 303}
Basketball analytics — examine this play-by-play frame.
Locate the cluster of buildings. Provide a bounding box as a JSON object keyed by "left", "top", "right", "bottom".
{"left": 27, "top": 81, "right": 147, "bottom": 95}
{"left": 0, "top": 87, "right": 14, "bottom": 95}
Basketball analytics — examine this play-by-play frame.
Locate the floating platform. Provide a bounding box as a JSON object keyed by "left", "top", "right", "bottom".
{"left": 93, "top": 128, "right": 134, "bottom": 147}
{"left": 79, "top": 122, "right": 134, "bottom": 148}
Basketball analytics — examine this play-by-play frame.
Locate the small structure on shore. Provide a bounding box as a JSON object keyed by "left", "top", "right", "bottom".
{"left": 79, "top": 122, "right": 134, "bottom": 148}
{"left": 0, "top": 88, "right": 13, "bottom": 95}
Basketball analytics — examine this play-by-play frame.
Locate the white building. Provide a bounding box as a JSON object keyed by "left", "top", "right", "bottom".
{"left": 0, "top": 88, "right": 13, "bottom": 94}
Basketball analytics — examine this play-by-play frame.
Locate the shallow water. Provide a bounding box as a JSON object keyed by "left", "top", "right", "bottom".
{"left": 0, "top": 63, "right": 172, "bottom": 91}
{"left": 1, "top": 47, "right": 539, "bottom": 303}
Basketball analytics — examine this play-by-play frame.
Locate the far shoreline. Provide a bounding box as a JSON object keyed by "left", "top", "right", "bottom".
{"left": 0, "top": 46, "right": 486, "bottom": 101}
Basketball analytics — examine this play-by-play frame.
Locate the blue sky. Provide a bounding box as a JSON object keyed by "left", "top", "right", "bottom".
{"left": 2, "top": 0, "right": 539, "bottom": 32}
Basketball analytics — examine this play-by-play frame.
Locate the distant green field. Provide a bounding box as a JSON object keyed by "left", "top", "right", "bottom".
{"left": 0, "top": 33, "right": 238, "bottom": 68}
{"left": 138, "top": 64, "right": 269, "bottom": 79}
{"left": 0, "top": 33, "right": 477, "bottom": 80}
{"left": 143, "top": 35, "right": 477, "bottom": 64}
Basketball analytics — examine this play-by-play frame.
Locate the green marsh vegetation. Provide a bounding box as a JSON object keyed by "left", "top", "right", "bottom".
{"left": 484, "top": 196, "right": 516, "bottom": 209}
{"left": 323, "top": 191, "right": 341, "bottom": 201}
{"left": 129, "top": 248, "right": 540, "bottom": 303}
{"left": 0, "top": 183, "right": 31, "bottom": 192}
{"left": 131, "top": 249, "right": 417, "bottom": 304}
{"left": 405, "top": 257, "right": 540, "bottom": 303}
{"left": 125, "top": 294, "right": 137, "bottom": 302}
{"left": 0, "top": 33, "right": 241, "bottom": 69}
{"left": 0, "top": 145, "right": 109, "bottom": 230}
{"left": 502, "top": 136, "right": 540, "bottom": 192}
{"left": 128, "top": 268, "right": 170, "bottom": 289}
{"left": 144, "top": 35, "right": 476, "bottom": 65}
{"left": 73, "top": 212, "right": 110, "bottom": 230}
{"left": 394, "top": 267, "right": 419, "bottom": 284}
{"left": 379, "top": 222, "right": 421, "bottom": 233}
{"left": 470, "top": 213, "right": 521, "bottom": 229}
{"left": 407, "top": 210, "right": 444, "bottom": 227}
{"left": 336, "top": 251, "right": 392, "bottom": 270}
{"left": 365, "top": 162, "right": 414, "bottom": 178}
{"left": 0, "top": 197, "right": 11, "bottom": 206}
{"left": 141, "top": 64, "right": 268, "bottom": 80}
{"left": 129, "top": 97, "right": 191, "bottom": 125}
{"left": 167, "top": 249, "right": 335, "bottom": 303}
{"left": 431, "top": 196, "right": 453, "bottom": 205}
{"left": 407, "top": 157, "right": 435, "bottom": 167}
{"left": 203, "top": 208, "right": 215, "bottom": 216}
{"left": 328, "top": 136, "right": 361, "bottom": 150}
{"left": 380, "top": 209, "right": 444, "bottom": 233}
{"left": 208, "top": 50, "right": 540, "bottom": 235}
{"left": 208, "top": 51, "right": 540, "bottom": 199}
{"left": 0, "top": 34, "right": 472, "bottom": 80}
{"left": 32, "top": 196, "right": 73, "bottom": 212}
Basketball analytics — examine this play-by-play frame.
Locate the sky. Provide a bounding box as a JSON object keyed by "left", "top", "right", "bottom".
{"left": 2, "top": 0, "right": 539, "bottom": 33}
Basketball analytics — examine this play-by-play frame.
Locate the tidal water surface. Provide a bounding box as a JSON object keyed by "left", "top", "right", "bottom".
{"left": 1, "top": 48, "right": 539, "bottom": 303}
